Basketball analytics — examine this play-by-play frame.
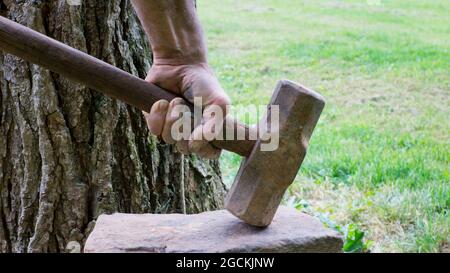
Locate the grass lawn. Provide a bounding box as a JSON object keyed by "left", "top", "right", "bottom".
{"left": 197, "top": 0, "right": 449, "bottom": 252}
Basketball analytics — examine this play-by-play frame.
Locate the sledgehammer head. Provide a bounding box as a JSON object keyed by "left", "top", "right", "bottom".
{"left": 225, "top": 80, "right": 325, "bottom": 227}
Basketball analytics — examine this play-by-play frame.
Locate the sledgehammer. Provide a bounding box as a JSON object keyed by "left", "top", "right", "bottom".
{"left": 0, "top": 16, "right": 325, "bottom": 227}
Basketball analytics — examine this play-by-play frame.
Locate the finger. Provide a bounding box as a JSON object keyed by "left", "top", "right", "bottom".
{"left": 189, "top": 109, "right": 225, "bottom": 159}
{"left": 144, "top": 100, "right": 170, "bottom": 136}
{"left": 190, "top": 102, "right": 227, "bottom": 141}
{"left": 176, "top": 140, "right": 190, "bottom": 155}
{"left": 188, "top": 94, "right": 229, "bottom": 158}
{"left": 189, "top": 139, "right": 222, "bottom": 159}
{"left": 161, "top": 98, "right": 188, "bottom": 145}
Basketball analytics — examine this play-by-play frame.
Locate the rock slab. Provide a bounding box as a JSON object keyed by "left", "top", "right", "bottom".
{"left": 84, "top": 206, "right": 342, "bottom": 253}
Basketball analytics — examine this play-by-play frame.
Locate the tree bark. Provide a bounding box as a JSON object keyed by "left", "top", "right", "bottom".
{"left": 0, "top": 0, "right": 226, "bottom": 253}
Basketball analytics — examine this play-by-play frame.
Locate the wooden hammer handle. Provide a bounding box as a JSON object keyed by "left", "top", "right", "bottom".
{"left": 0, "top": 16, "right": 255, "bottom": 157}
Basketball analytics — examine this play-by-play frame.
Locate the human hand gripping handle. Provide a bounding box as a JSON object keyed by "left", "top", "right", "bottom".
{"left": 143, "top": 63, "right": 230, "bottom": 159}
{"left": 0, "top": 14, "right": 256, "bottom": 157}
{"left": 132, "top": 0, "right": 231, "bottom": 159}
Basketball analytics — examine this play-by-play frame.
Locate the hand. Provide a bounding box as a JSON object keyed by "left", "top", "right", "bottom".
{"left": 143, "top": 62, "right": 231, "bottom": 159}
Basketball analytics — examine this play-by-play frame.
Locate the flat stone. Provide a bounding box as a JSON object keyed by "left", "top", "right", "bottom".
{"left": 84, "top": 206, "right": 343, "bottom": 253}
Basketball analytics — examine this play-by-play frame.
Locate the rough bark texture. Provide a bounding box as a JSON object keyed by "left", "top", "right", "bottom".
{"left": 0, "top": 0, "right": 226, "bottom": 253}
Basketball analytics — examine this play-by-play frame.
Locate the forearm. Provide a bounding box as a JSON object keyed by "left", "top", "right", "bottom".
{"left": 131, "top": 0, "right": 207, "bottom": 65}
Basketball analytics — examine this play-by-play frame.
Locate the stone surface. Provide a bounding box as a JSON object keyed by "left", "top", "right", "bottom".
{"left": 84, "top": 206, "right": 343, "bottom": 253}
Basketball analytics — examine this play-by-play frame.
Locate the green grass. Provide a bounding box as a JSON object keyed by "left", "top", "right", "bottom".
{"left": 198, "top": 0, "right": 449, "bottom": 252}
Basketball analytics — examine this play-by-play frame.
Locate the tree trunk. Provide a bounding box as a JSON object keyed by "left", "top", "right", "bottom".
{"left": 0, "top": 0, "right": 226, "bottom": 253}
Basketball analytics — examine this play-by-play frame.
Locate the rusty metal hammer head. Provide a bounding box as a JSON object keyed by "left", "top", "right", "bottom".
{"left": 225, "top": 80, "right": 325, "bottom": 227}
